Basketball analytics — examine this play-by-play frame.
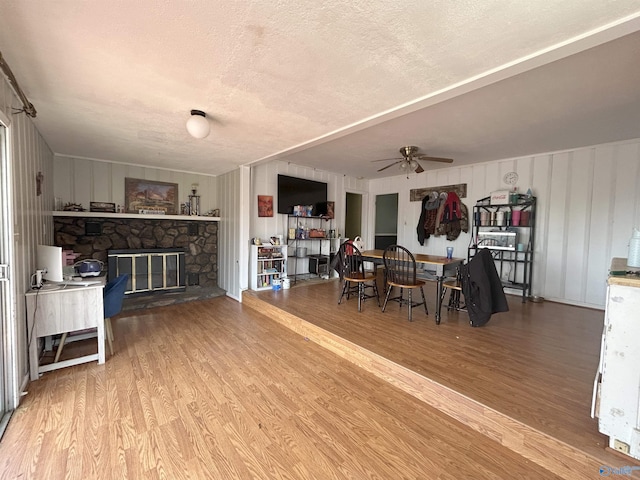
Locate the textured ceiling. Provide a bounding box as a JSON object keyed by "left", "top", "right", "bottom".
{"left": 0, "top": 1, "right": 639, "bottom": 179}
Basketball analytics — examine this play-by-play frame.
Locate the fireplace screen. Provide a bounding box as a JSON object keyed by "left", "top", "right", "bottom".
{"left": 108, "top": 248, "right": 186, "bottom": 295}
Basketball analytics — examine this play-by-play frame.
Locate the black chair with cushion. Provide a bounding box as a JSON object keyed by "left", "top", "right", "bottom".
{"left": 382, "top": 245, "right": 428, "bottom": 321}
{"left": 102, "top": 273, "right": 129, "bottom": 354}
{"left": 336, "top": 241, "right": 380, "bottom": 312}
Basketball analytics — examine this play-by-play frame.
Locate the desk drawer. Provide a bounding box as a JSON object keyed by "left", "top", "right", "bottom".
{"left": 26, "top": 287, "right": 104, "bottom": 337}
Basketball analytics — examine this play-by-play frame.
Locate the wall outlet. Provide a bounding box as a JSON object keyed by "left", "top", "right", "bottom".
{"left": 613, "top": 439, "right": 630, "bottom": 454}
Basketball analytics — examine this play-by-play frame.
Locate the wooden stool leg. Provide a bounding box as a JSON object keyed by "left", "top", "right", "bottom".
{"left": 338, "top": 280, "right": 350, "bottom": 304}
{"left": 373, "top": 280, "right": 380, "bottom": 307}
{"left": 382, "top": 285, "right": 392, "bottom": 312}
{"left": 105, "top": 318, "right": 114, "bottom": 356}
{"left": 54, "top": 332, "right": 68, "bottom": 363}
{"left": 420, "top": 287, "right": 428, "bottom": 315}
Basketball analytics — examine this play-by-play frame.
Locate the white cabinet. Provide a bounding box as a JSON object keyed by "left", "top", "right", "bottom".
{"left": 250, "top": 244, "right": 287, "bottom": 291}
{"left": 592, "top": 257, "right": 640, "bottom": 460}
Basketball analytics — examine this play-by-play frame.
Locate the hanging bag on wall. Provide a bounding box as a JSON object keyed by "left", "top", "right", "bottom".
{"left": 352, "top": 236, "right": 365, "bottom": 251}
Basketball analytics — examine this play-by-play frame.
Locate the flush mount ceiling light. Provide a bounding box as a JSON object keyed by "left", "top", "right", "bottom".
{"left": 186, "top": 109, "right": 210, "bottom": 139}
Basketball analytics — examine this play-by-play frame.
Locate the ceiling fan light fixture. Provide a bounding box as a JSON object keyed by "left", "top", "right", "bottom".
{"left": 373, "top": 145, "right": 453, "bottom": 174}
{"left": 186, "top": 109, "right": 210, "bottom": 139}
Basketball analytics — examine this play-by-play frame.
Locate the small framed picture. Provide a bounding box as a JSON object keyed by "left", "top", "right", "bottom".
{"left": 258, "top": 195, "right": 273, "bottom": 217}
{"left": 325, "top": 201, "right": 335, "bottom": 219}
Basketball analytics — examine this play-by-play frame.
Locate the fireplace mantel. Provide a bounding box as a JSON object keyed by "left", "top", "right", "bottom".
{"left": 51, "top": 211, "right": 220, "bottom": 221}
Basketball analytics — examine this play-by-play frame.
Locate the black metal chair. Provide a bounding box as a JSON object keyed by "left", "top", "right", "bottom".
{"left": 382, "top": 245, "right": 428, "bottom": 321}
{"left": 440, "top": 266, "right": 465, "bottom": 312}
{"left": 337, "top": 241, "right": 380, "bottom": 312}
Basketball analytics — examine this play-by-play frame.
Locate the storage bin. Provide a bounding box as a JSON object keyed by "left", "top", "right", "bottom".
{"left": 309, "top": 255, "right": 329, "bottom": 275}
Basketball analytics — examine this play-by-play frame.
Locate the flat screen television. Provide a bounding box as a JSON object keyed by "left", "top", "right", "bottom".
{"left": 277, "top": 175, "right": 328, "bottom": 215}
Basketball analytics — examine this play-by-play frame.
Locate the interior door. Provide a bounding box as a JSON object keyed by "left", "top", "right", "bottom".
{"left": 0, "top": 122, "right": 13, "bottom": 437}
{"left": 374, "top": 193, "right": 398, "bottom": 250}
{"left": 344, "top": 192, "right": 362, "bottom": 241}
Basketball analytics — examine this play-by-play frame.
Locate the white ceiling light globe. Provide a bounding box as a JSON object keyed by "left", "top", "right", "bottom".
{"left": 186, "top": 110, "right": 210, "bottom": 139}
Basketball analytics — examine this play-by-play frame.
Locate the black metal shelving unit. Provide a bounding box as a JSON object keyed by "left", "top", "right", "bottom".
{"left": 286, "top": 215, "right": 335, "bottom": 284}
{"left": 468, "top": 194, "right": 536, "bottom": 303}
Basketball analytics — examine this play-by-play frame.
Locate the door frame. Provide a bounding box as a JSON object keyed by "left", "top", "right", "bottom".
{"left": 374, "top": 193, "right": 399, "bottom": 250}
{"left": 344, "top": 190, "right": 369, "bottom": 244}
{"left": 0, "top": 110, "right": 18, "bottom": 437}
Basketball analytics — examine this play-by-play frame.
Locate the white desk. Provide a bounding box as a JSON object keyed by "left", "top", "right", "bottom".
{"left": 25, "top": 283, "right": 105, "bottom": 381}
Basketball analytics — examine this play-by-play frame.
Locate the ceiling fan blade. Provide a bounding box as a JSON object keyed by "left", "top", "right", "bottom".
{"left": 414, "top": 161, "right": 424, "bottom": 174}
{"left": 371, "top": 156, "right": 402, "bottom": 163}
{"left": 416, "top": 155, "right": 454, "bottom": 164}
{"left": 377, "top": 160, "right": 403, "bottom": 172}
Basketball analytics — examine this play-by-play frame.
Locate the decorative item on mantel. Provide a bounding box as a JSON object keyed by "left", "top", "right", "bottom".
{"left": 90, "top": 201, "right": 116, "bottom": 213}
{"left": 188, "top": 184, "right": 200, "bottom": 216}
{"left": 125, "top": 177, "right": 178, "bottom": 214}
{"left": 138, "top": 207, "right": 166, "bottom": 215}
{"left": 63, "top": 202, "right": 85, "bottom": 212}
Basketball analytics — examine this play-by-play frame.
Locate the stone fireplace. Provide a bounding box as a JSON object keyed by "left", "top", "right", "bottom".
{"left": 54, "top": 215, "right": 218, "bottom": 289}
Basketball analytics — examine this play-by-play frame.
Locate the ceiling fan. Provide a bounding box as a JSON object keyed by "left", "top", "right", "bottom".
{"left": 373, "top": 146, "right": 453, "bottom": 173}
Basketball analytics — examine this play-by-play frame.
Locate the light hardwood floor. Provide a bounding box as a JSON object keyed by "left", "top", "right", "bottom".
{"left": 0, "top": 294, "right": 566, "bottom": 479}
{"left": 244, "top": 276, "right": 640, "bottom": 478}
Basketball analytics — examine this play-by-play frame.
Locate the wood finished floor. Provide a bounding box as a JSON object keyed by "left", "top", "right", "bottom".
{"left": 0, "top": 296, "right": 563, "bottom": 479}
{"left": 249, "top": 276, "right": 640, "bottom": 473}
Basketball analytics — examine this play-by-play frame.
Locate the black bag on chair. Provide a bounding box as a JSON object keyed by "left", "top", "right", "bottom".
{"left": 460, "top": 249, "right": 509, "bottom": 327}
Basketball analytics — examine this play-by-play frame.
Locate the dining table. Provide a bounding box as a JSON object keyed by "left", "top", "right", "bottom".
{"left": 360, "top": 249, "right": 465, "bottom": 324}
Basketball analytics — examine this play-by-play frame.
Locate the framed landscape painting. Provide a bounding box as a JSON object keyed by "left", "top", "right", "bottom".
{"left": 125, "top": 178, "right": 179, "bottom": 214}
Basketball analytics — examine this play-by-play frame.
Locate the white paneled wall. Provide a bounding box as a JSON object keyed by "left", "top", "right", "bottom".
{"left": 53, "top": 156, "right": 219, "bottom": 214}
{"left": 249, "top": 160, "right": 369, "bottom": 241}
{"left": 370, "top": 139, "right": 640, "bottom": 309}
{"left": 1, "top": 78, "right": 54, "bottom": 402}
{"left": 216, "top": 167, "right": 247, "bottom": 301}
